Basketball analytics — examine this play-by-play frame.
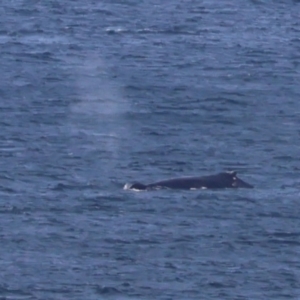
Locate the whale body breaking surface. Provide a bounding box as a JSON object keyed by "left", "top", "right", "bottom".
{"left": 124, "top": 171, "right": 253, "bottom": 191}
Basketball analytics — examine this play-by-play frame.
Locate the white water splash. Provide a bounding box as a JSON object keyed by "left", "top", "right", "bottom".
{"left": 68, "top": 53, "right": 130, "bottom": 175}
{"left": 70, "top": 54, "right": 128, "bottom": 116}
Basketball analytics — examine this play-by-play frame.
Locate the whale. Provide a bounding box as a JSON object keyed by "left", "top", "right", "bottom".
{"left": 124, "top": 171, "right": 253, "bottom": 191}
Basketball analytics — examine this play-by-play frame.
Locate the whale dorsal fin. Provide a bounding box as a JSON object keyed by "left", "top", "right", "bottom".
{"left": 226, "top": 171, "right": 237, "bottom": 177}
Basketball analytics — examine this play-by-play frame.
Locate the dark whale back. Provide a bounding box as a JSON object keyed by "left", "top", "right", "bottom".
{"left": 127, "top": 182, "right": 147, "bottom": 190}
{"left": 124, "top": 171, "right": 253, "bottom": 191}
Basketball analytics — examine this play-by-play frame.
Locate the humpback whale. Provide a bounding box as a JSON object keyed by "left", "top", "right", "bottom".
{"left": 124, "top": 171, "right": 253, "bottom": 191}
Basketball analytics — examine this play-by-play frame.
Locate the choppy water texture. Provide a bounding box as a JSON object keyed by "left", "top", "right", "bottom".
{"left": 1, "top": 1, "right": 300, "bottom": 299}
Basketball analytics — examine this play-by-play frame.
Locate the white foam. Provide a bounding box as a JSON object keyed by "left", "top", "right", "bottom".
{"left": 189, "top": 186, "right": 207, "bottom": 190}
{"left": 123, "top": 183, "right": 132, "bottom": 190}
{"left": 123, "top": 183, "right": 144, "bottom": 192}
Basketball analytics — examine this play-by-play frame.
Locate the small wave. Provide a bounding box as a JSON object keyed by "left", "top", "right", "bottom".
{"left": 104, "top": 26, "right": 197, "bottom": 35}
{"left": 105, "top": 27, "right": 128, "bottom": 34}
{"left": 95, "top": 285, "right": 120, "bottom": 295}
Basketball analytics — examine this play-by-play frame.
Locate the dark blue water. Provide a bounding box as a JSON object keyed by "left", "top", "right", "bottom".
{"left": 1, "top": 1, "right": 300, "bottom": 299}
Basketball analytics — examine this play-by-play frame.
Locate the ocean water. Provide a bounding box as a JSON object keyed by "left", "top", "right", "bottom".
{"left": 1, "top": 0, "right": 300, "bottom": 299}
